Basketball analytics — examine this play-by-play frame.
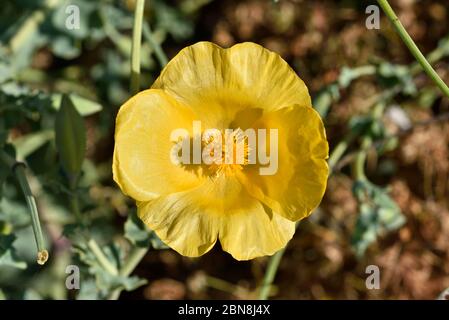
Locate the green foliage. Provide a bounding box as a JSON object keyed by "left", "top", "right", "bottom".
{"left": 0, "top": 144, "right": 16, "bottom": 199}
{"left": 0, "top": 234, "right": 27, "bottom": 269}
{"left": 351, "top": 180, "right": 406, "bottom": 257}
{"left": 125, "top": 210, "right": 168, "bottom": 250}
{"left": 0, "top": 197, "right": 32, "bottom": 229}
{"left": 349, "top": 115, "right": 386, "bottom": 140}
{"left": 72, "top": 240, "right": 146, "bottom": 299}
{"left": 52, "top": 94, "right": 102, "bottom": 116}
{"left": 153, "top": 0, "right": 195, "bottom": 40}
{"left": 377, "top": 62, "right": 417, "bottom": 96}
{"left": 55, "top": 95, "right": 86, "bottom": 176}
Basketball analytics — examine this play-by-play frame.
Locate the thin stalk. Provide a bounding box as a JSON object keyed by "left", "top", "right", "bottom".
{"left": 143, "top": 23, "right": 168, "bottom": 68}
{"left": 119, "top": 247, "right": 148, "bottom": 277}
{"left": 206, "top": 276, "right": 240, "bottom": 295}
{"left": 68, "top": 176, "right": 82, "bottom": 223}
{"left": 108, "top": 247, "right": 148, "bottom": 300}
{"left": 68, "top": 195, "right": 81, "bottom": 223}
{"left": 130, "top": 0, "right": 145, "bottom": 95}
{"left": 15, "top": 165, "right": 48, "bottom": 265}
{"left": 328, "top": 133, "right": 355, "bottom": 171}
{"left": 0, "top": 150, "right": 48, "bottom": 265}
{"left": 87, "top": 239, "right": 119, "bottom": 276}
{"left": 258, "top": 247, "right": 286, "bottom": 300}
{"left": 377, "top": 0, "right": 449, "bottom": 99}
{"left": 258, "top": 222, "right": 304, "bottom": 300}
{"left": 352, "top": 147, "right": 368, "bottom": 181}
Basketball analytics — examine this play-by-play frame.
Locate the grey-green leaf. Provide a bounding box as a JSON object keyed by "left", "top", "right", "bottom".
{"left": 55, "top": 94, "right": 86, "bottom": 176}
{"left": 351, "top": 180, "right": 406, "bottom": 257}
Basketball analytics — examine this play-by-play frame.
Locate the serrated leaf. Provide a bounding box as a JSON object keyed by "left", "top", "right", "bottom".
{"left": 55, "top": 94, "right": 86, "bottom": 175}
{"left": 352, "top": 180, "right": 406, "bottom": 257}
{"left": 73, "top": 240, "right": 146, "bottom": 296}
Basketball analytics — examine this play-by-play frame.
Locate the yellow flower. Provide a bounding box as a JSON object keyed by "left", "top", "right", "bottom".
{"left": 113, "top": 42, "right": 329, "bottom": 260}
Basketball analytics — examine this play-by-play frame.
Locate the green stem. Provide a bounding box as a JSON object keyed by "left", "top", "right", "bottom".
{"left": 258, "top": 247, "right": 286, "bottom": 300}
{"left": 328, "top": 133, "right": 355, "bottom": 171}
{"left": 0, "top": 150, "right": 48, "bottom": 265}
{"left": 119, "top": 247, "right": 148, "bottom": 277}
{"left": 377, "top": 0, "right": 449, "bottom": 99}
{"left": 68, "top": 195, "right": 81, "bottom": 223}
{"left": 130, "top": 0, "right": 145, "bottom": 95}
{"left": 352, "top": 138, "right": 372, "bottom": 181}
{"left": 108, "top": 247, "right": 148, "bottom": 300}
{"left": 87, "top": 239, "right": 119, "bottom": 276}
{"left": 68, "top": 176, "right": 82, "bottom": 223}
{"left": 143, "top": 23, "right": 168, "bottom": 68}
{"left": 353, "top": 148, "right": 367, "bottom": 181}
{"left": 258, "top": 222, "right": 304, "bottom": 300}
{"left": 206, "top": 276, "right": 240, "bottom": 295}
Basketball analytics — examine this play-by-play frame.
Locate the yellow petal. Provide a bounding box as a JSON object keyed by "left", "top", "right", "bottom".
{"left": 113, "top": 89, "right": 204, "bottom": 202}
{"left": 240, "top": 104, "right": 329, "bottom": 222}
{"left": 138, "top": 173, "right": 295, "bottom": 260}
{"left": 136, "top": 175, "right": 242, "bottom": 257}
{"left": 219, "top": 199, "right": 296, "bottom": 261}
{"left": 137, "top": 183, "right": 219, "bottom": 258}
{"left": 152, "top": 42, "right": 312, "bottom": 129}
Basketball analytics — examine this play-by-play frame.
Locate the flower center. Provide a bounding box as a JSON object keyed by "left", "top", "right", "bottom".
{"left": 203, "top": 128, "right": 250, "bottom": 177}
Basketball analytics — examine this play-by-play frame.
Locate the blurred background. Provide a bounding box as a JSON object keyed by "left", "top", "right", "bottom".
{"left": 1, "top": 0, "right": 449, "bottom": 300}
